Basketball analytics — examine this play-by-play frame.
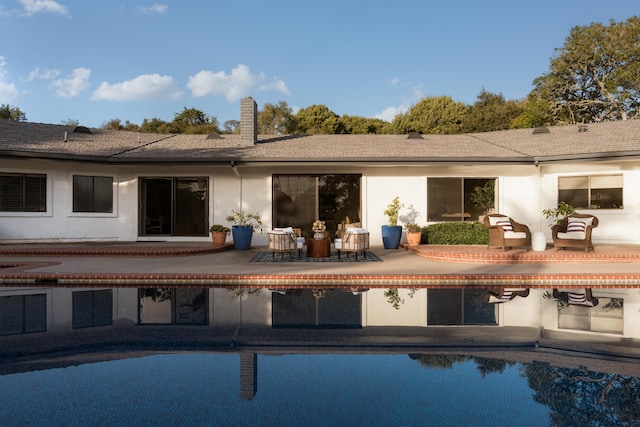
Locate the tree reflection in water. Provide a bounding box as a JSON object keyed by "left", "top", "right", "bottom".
{"left": 410, "top": 354, "right": 640, "bottom": 426}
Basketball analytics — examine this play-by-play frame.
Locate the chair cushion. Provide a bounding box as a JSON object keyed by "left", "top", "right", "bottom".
{"left": 566, "top": 219, "right": 587, "bottom": 233}
{"left": 557, "top": 231, "right": 586, "bottom": 240}
{"left": 346, "top": 228, "right": 368, "bottom": 234}
{"left": 495, "top": 220, "right": 513, "bottom": 232}
{"left": 569, "top": 216, "right": 594, "bottom": 227}
{"left": 334, "top": 238, "right": 342, "bottom": 249}
{"left": 504, "top": 231, "right": 526, "bottom": 239}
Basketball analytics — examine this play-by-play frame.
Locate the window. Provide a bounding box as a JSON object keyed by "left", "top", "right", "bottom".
{"left": 427, "top": 289, "right": 497, "bottom": 325}
{"left": 0, "top": 173, "right": 46, "bottom": 212}
{"left": 73, "top": 175, "right": 113, "bottom": 213}
{"left": 558, "top": 175, "right": 623, "bottom": 209}
{"left": 138, "top": 288, "right": 208, "bottom": 325}
{"left": 72, "top": 290, "right": 113, "bottom": 329}
{"left": 0, "top": 294, "right": 46, "bottom": 336}
{"left": 558, "top": 297, "right": 623, "bottom": 334}
{"left": 272, "top": 290, "right": 362, "bottom": 328}
{"left": 427, "top": 178, "right": 495, "bottom": 221}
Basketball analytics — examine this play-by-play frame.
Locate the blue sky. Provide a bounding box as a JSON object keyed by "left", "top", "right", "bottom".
{"left": 0, "top": 1, "right": 638, "bottom": 128}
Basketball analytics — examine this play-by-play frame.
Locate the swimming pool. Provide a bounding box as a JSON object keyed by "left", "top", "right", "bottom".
{"left": 1, "top": 352, "right": 638, "bottom": 426}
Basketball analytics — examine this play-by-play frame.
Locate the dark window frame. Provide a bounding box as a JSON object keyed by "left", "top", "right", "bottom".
{"left": 73, "top": 175, "right": 114, "bottom": 213}
{"left": 72, "top": 289, "right": 113, "bottom": 329}
{"left": 0, "top": 173, "right": 47, "bottom": 212}
{"left": 0, "top": 294, "right": 47, "bottom": 336}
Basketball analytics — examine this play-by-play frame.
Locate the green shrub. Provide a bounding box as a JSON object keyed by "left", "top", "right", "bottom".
{"left": 425, "top": 222, "right": 488, "bottom": 245}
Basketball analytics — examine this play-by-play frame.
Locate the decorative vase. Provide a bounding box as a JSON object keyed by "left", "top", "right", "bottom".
{"left": 231, "top": 225, "right": 253, "bottom": 250}
{"left": 211, "top": 231, "right": 227, "bottom": 246}
{"left": 381, "top": 225, "right": 402, "bottom": 249}
{"left": 314, "top": 231, "right": 325, "bottom": 240}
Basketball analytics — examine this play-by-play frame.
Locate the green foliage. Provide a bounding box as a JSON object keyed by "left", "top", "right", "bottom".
{"left": 404, "top": 223, "right": 422, "bottom": 233}
{"left": 296, "top": 104, "right": 342, "bottom": 134}
{"left": 532, "top": 16, "right": 640, "bottom": 123}
{"left": 226, "top": 210, "right": 262, "bottom": 229}
{"left": 0, "top": 104, "right": 26, "bottom": 121}
{"left": 338, "top": 114, "right": 388, "bottom": 134}
{"left": 469, "top": 180, "right": 495, "bottom": 211}
{"left": 384, "top": 289, "right": 404, "bottom": 310}
{"left": 542, "top": 202, "right": 576, "bottom": 225}
{"left": 425, "top": 222, "right": 489, "bottom": 245}
{"left": 390, "top": 96, "right": 467, "bottom": 134}
{"left": 383, "top": 197, "right": 404, "bottom": 226}
{"left": 101, "top": 118, "right": 140, "bottom": 131}
{"left": 258, "top": 101, "right": 297, "bottom": 134}
{"left": 209, "top": 224, "right": 230, "bottom": 233}
{"left": 459, "top": 90, "right": 525, "bottom": 133}
{"left": 171, "top": 107, "right": 219, "bottom": 134}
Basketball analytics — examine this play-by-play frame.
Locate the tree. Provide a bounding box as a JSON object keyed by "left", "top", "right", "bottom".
{"left": 532, "top": 16, "right": 640, "bottom": 123}
{"left": 296, "top": 104, "right": 343, "bottom": 134}
{"left": 258, "top": 101, "right": 297, "bottom": 134}
{"left": 390, "top": 96, "right": 467, "bottom": 134}
{"left": 338, "top": 115, "right": 388, "bottom": 134}
{"left": 170, "top": 107, "right": 219, "bottom": 134}
{"left": 222, "top": 119, "right": 240, "bottom": 134}
{"left": 140, "top": 117, "right": 171, "bottom": 133}
{"left": 0, "top": 104, "right": 26, "bottom": 121}
{"left": 101, "top": 119, "right": 139, "bottom": 131}
{"left": 459, "top": 89, "right": 525, "bottom": 132}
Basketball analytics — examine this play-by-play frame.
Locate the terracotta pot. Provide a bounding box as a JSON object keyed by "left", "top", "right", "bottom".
{"left": 211, "top": 231, "right": 227, "bottom": 246}
{"left": 406, "top": 231, "right": 422, "bottom": 246}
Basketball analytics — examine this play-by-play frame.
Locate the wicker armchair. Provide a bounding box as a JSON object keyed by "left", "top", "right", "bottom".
{"left": 268, "top": 227, "right": 304, "bottom": 259}
{"left": 552, "top": 214, "right": 598, "bottom": 252}
{"left": 334, "top": 228, "right": 369, "bottom": 260}
{"left": 483, "top": 214, "right": 531, "bottom": 250}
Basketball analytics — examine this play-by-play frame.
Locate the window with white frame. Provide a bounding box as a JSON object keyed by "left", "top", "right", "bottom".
{"left": 558, "top": 175, "right": 623, "bottom": 209}
{"left": 73, "top": 175, "right": 113, "bottom": 213}
{"left": 427, "top": 177, "right": 495, "bottom": 222}
{"left": 0, "top": 173, "right": 46, "bottom": 212}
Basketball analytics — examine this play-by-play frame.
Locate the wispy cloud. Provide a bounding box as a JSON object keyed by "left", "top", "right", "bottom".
{"left": 186, "top": 64, "right": 289, "bottom": 102}
{"left": 18, "top": 0, "right": 70, "bottom": 17}
{"left": 0, "top": 56, "right": 21, "bottom": 102}
{"left": 91, "top": 74, "right": 182, "bottom": 101}
{"left": 51, "top": 67, "right": 91, "bottom": 98}
{"left": 135, "top": 4, "right": 168, "bottom": 15}
{"left": 374, "top": 81, "right": 424, "bottom": 122}
{"left": 26, "top": 67, "right": 61, "bottom": 81}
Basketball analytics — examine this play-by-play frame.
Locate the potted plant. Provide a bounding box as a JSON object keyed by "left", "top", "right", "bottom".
{"left": 312, "top": 220, "right": 327, "bottom": 240}
{"left": 382, "top": 196, "right": 404, "bottom": 249}
{"left": 404, "top": 223, "right": 422, "bottom": 246}
{"left": 225, "top": 210, "right": 262, "bottom": 250}
{"left": 209, "top": 224, "right": 230, "bottom": 246}
{"left": 470, "top": 180, "right": 495, "bottom": 220}
{"left": 542, "top": 202, "right": 576, "bottom": 226}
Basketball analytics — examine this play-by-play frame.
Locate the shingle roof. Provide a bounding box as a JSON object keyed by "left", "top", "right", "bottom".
{"left": 1, "top": 118, "right": 639, "bottom": 165}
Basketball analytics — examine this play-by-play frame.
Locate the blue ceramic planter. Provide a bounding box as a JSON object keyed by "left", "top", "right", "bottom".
{"left": 231, "top": 225, "right": 253, "bottom": 250}
{"left": 381, "top": 225, "right": 402, "bottom": 249}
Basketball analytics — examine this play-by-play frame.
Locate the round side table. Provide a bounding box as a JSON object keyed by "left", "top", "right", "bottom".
{"left": 307, "top": 238, "right": 330, "bottom": 258}
{"left": 531, "top": 231, "right": 547, "bottom": 252}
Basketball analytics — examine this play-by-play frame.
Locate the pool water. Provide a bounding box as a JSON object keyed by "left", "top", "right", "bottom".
{"left": 2, "top": 352, "right": 637, "bottom": 426}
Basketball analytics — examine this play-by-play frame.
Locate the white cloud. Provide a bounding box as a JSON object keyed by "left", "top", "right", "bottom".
{"left": 27, "top": 67, "right": 61, "bottom": 81}
{"left": 135, "top": 4, "right": 168, "bottom": 15}
{"left": 374, "top": 105, "right": 407, "bottom": 122}
{"left": 91, "top": 74, "right": 182, "bottom": 101}
{"left": 389, "top": 77, "right": 400, "bottom": 86}
{"left": 0, "top": 57, "right": 20, "bottom": 102}
{"left": 51, "top": 67, "right": 91, "bottom": 98}
{"left": 187, "top": 64, "right": 289, "bottom": 102}
{"left": 19, "top": 0, "right": 69, "bottom": 17}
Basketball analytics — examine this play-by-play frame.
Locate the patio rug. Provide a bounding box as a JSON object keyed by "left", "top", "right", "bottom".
{"left": 249, "top": 251, "right": 382, "bottom": 263}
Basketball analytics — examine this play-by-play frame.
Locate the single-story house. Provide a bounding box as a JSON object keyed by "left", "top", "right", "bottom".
{"left": 1, "top": 97, "right": 639, "bottom": 246}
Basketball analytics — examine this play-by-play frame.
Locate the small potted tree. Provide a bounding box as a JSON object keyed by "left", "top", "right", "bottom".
{"left": 404, "top": 223, "right": 422, "bottom": 246}
{"left": 470, "top": 180, "right": 495, "bottom": 221}
{"left": 225, "top": 210, "right": 262, "bottom": 250}
{"left": 542, "top": 202, "right": 576, "bottom": 226}
{"left": 382, "top": 196, "right": 404, "bottom": 249}
{"left": 209, "top": 224, "right": 230, "bottom": 246}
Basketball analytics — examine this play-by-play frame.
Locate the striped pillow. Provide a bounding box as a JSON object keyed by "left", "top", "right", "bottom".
{"left": 567, "top": 220, "right": 587, "bottom": 233}
{"left": 495, "top": 220, "right": 513, "bottom": 232}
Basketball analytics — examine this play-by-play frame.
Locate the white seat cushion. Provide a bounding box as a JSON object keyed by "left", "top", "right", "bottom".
{"left": 504, "top": 231, "right": 527, "bottom": 239}
{"left": 557, "top": 231, "right": 586, "bottom": 240}
{"left": 334, "top": 238, "right": 342, "bottom": 250}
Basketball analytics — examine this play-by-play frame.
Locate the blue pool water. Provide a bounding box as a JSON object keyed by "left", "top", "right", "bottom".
{"left": 0, "top": 352, "right": 637, "bottom": 426}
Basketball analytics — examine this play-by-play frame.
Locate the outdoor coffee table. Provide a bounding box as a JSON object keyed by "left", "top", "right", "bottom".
{"left": 307, "top": 238, "right": 330, "bottom": 258}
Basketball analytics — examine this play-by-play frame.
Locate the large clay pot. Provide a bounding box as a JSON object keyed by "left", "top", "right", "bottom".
{"left": 231, "top": 225, "right": 253, "bottom": 250}
{"left": 381, "top": 225, "right": 402, "bottom": 249}
{"left": 211, "top": 231, "right": 227, "bottom": 246}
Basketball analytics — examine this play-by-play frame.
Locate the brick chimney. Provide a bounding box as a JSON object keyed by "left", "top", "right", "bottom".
{"left": 240, "top": 97, "right": 257, "bottom": 146}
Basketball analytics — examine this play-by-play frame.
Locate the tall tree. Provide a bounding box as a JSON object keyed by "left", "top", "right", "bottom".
{"left": 296, "top": 104, "right": 343, "bottom": 134}
{"left": 0, "top": 104, "right": 26, "bottom": 121}
{"left": 223, "top": 119, "right": 240, "bottom": 134}
{"left": 338, "top": 115, "right": 389, "bottom": 134}
{"left": 170, "top": 107, "right": 219, "bottom": 134}
{"left": 460, "top": 89, "right": 525, "bottom": 132}
{"left": 390, "top": 96, "right": 467, "bottom": 134}
{"left": 258, "top": 101, "right": 297, "bottom": 134}
{"left": 532, "top": 16, "right": 640, "bottom": 123}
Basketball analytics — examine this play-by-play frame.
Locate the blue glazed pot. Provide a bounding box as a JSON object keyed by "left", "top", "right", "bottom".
{"left": 381, "top": 225, "right": 402, "bottom": 249}
{"left": 231, "top": 225, "right": 253, "bottom": 250}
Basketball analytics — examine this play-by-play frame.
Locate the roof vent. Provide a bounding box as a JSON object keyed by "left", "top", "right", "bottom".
{"left": 532, "top": 126, "right": 550, "bottom": 134}
{"left": 73, "top": 126, "right": 92, "bottom": 134}
{"left": 578, "top": 125, "right": 588, "bottom": 133}
{"left": 407, "top": 132, "right": 424, "bottom": 139}
{"left": 206, "top": 133, "right": 223, "bottom": 139}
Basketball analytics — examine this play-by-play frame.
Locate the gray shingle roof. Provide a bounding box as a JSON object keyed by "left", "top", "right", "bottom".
{"left": 1, "top": 119, "right": 639, "bottom": 164}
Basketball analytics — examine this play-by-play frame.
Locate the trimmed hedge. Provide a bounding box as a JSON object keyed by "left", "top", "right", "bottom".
{"left": 424, "top": 222, "right": 489, "bottom": 245}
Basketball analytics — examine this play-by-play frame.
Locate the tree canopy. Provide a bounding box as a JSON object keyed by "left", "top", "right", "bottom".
{"left": 0, "top": 104, "right": 26, "bottom": 121}
{"left": 460, "top": 89, "right": 525, "bottom": 132}
{"left": 258, "top": 101, "right": 297, "bottom": 134}
{"left": 532, "top": 16, "right": 640, "bottom": 123}
{"left": 390, "top": 96, "right": 467, "bottom": 134}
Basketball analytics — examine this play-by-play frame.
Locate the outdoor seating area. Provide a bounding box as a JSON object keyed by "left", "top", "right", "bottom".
{"left": 484, "top": 214, "right": 532, "bottom": 251}
{"left": 334, "top": 228, "right": 370, "bottom": 260}
{"left": 267, "top": 227, "right": 305, "bottom": 259}
{"left": 552, "top": 214, "right": 599, "bottom": 252}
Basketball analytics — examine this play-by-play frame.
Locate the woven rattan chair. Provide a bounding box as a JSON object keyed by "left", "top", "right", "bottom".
{"left": 483, "top": 214, "right": 531, "bottom": 250}
{"left": 551, "top": 214, "right": 598, "bottom": 252}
